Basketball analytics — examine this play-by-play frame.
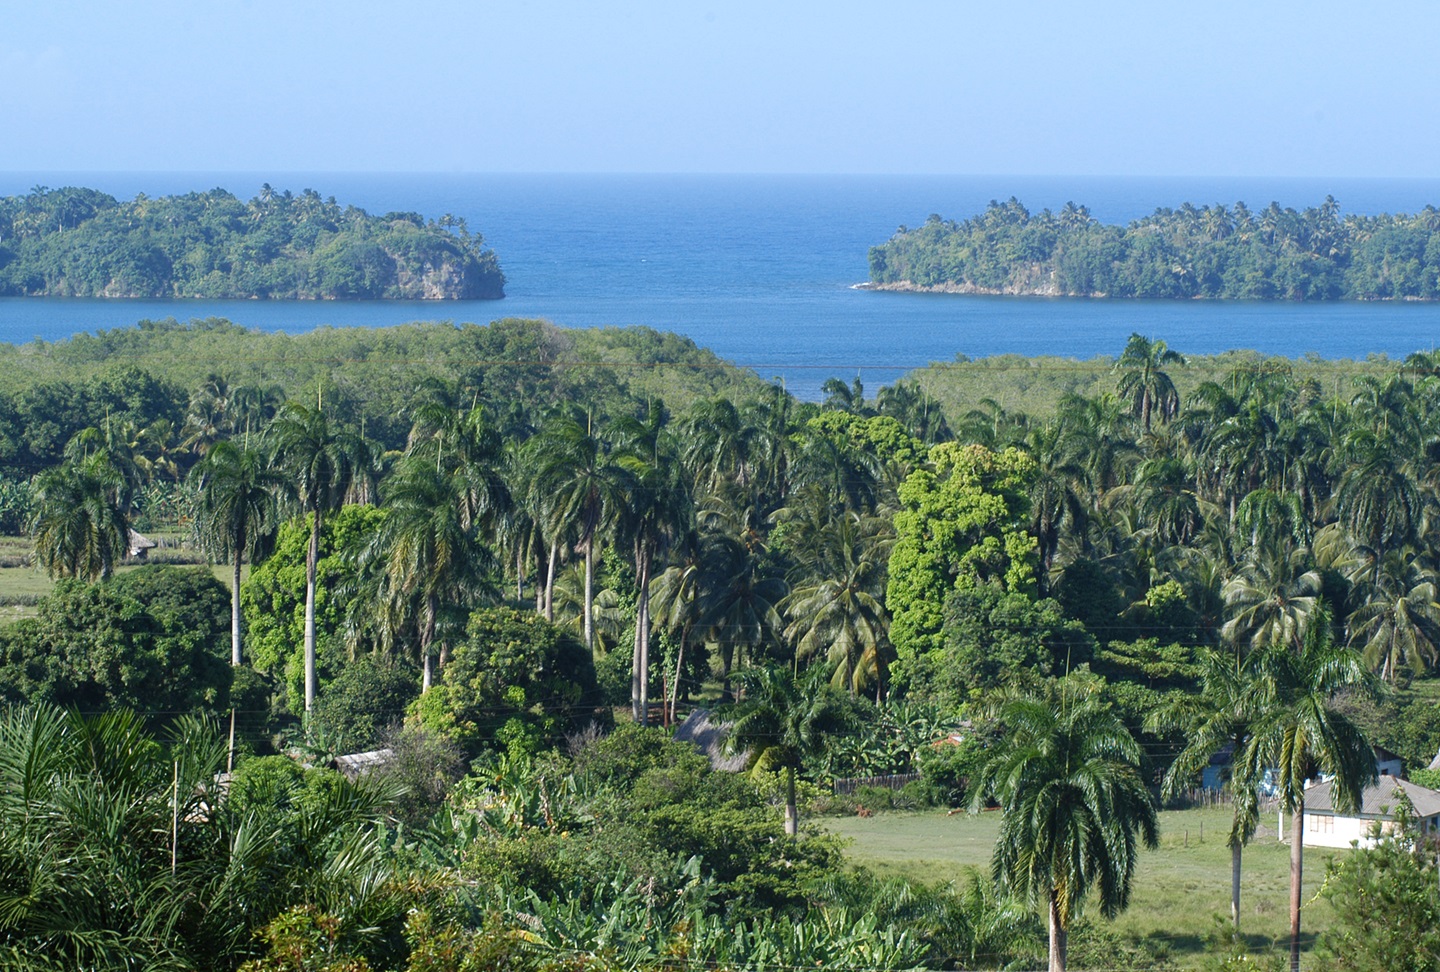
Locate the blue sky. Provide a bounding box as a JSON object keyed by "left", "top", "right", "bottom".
{"left": 3, "top": 0, "right": 1436, "bottom": 176}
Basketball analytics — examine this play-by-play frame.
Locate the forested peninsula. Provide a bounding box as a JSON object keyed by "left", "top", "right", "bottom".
{"left": 0, "top": 185, "right": 505, "bottom": 299}
{"left": 868, "top": 196, "right": 1440, "bottom": 300}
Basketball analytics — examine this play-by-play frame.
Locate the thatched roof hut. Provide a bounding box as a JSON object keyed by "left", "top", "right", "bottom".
{"left": 673, "top": 709, "right": 749, "bottom": 772}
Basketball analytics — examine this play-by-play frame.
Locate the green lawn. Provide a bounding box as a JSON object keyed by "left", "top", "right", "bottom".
{"left": 824, "top": 805, "right": 1342, "bottom": 967}
{"left": 0, "top": 538, "right": 242, "bottom": 627}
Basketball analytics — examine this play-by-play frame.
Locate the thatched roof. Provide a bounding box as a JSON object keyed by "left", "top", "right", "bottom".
{"left": 127, "top": 530, "right": 156, "bottom": 557}
{"left": 673, "top": 709, "right": 749, "bottom": 772}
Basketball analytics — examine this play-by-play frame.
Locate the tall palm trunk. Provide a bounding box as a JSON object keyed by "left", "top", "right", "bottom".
{"left": 583, "top": 541, "right": 595, "bottom": 658}
{"left": 1289, "top": 805, "right": 1303, "bottom": 972}
{"left": 669, "top": 627, "right": 689, "bottom": 724}
{"left": 544, "top": 541, "right": 558, "bottom": 622}
{"left": 420, "top": 595, "right": 437, "bottom": 694}
{"left": 632, "top": 544, "right": 652, "bottom": 724}
{"left": 1231, "top": 841, "right": 1242, "bottom": 930}
{"left": 230, "top": 550, "right": 244, "bottom": 666}
{"left": 784, "top": 764, "right": 799, "bottom": 837}
{"left": 303, "top": 512, "right": 321, "bottom": 714}
{"left": 1048, "top": 891, "right": 1068, "bottom": 972}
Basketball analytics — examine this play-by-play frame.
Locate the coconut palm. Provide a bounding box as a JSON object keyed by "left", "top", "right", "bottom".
{"left": 30, "top": 454, "right": 129, "bottom": 582}
{"left": 191, "top": 440, "right": 285, "bottom": 666}
{"left": 614, "top": 401, "right": 691, "bottom": 724}
{"left": 781, "top": 509, "right": 894, "bottom": 697}
{"left": 371, "top": 456, "right": 494, "bottom": 692}
{"left": 971, "top": 685, "right": 1158, "bottom": 972}
{"left": 1237, "top": 612, "right": 1376, "bottom": 972}
{"left": 1345, "top": 550, "right": 1440, "bottom": 683}
{"left": 267, "top": 402, "right": 373, "bottom": 714}
{"left": 1113, "top": 333, "right": 1185, "bottom": 434}
{"left": 530, "top": 414, "right": 632, "bottom": 658}
{"left": 726, "top": 664, "right": 850, "bottom": 837}
{"left": 1221, "top": 544, "right": 1323, "bottom": 650}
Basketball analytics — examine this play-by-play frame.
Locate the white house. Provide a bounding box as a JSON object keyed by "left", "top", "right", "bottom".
{"left": 1300, "top": 774, "right": 1440, "bottom": 850}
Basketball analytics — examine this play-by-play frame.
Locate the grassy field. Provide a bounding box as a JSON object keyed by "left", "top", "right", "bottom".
{"left": 0, "top": 532, "right": 240, "bottom": 625}
{"left": 825, "top": 805, "right": 1342, "bottom": 967}
{"left": 907, "top": 350, "right": 1399, "bottom": 424}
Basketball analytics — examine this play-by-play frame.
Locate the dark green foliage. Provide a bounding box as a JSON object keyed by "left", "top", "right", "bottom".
{"left": 242, "top": 505, "right": 386, "bottom": 714}
{"left": 870, "top": 197, "right": 1440, "bottom": 301}
{"left": 0, "top": 565, "right": 231, "bottom": 719}
{"left": 312, "top": 656, "right": 420, "bottom": 753}
{"left": 0, "top": 185, "right": 504, "bottom": 300}
{"left": 910, "top": 586, "right": 1094, "bottom": 705}
{"left": 414, "top": 608, "right": 598, "bottom": 755}
{"left": 1316, "top": 821, "right": 1440, "bottom": 972}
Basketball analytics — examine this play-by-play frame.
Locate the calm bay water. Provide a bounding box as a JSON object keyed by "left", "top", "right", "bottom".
{"left": 5, "top": 173, "right": 1440, "bottom": 399}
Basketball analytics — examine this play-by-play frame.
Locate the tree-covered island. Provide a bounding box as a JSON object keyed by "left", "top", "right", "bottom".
{"left": 868, "top": 196, "right": 1440, "bottom": 300}
{"left": 0, "top": 185, "right": 505, "bottom": 299}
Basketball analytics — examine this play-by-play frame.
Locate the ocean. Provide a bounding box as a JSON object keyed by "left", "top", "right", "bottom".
{"left": 4, "top": 173, "right": 1440, "bottom": 400}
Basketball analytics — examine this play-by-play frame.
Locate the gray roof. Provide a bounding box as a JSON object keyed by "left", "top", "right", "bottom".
{"left": 673, "top": 709, "right": 749, "bottom": 772}
{"left": 330, "top": 748, "right": 393, "bottom": 779}
{"left": 1305, "top": 774, "right": 1440, "bottom": 819}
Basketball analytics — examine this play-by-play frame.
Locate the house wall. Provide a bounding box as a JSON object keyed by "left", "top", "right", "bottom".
{"left": 1302, "top": 810, "right": 1440, "bottom": 849}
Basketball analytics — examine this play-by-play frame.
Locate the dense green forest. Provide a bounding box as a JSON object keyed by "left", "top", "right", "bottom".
{"left": 868, "top": 196, "right": 1440, "bottom": 299}
{"left": 0, "top": 185, "right": 505, "bottom": 299}
{"left": 4, "top": 321, "right": 1440, "bottom": 970}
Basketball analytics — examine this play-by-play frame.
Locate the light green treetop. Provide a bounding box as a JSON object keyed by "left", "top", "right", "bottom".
{"left": 886, "top": 443, "right": 1038, "bottom": 669}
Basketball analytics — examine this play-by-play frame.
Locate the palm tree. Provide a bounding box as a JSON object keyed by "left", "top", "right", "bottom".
{"left": 1113, "top": 333, "right": 1185, "bottom": 434}
{"left": 971, "top": 685, "right": 1158, "bottom": 972}
{"left": 267, "top": 402, "right": 373, "bottom": 715}
{"left": 781, "top": 509, "right": 894, "bottom": 697}
{"left": 30, "top": 454, "right": 129, "bottom": 582}
{"left": 1237, "top": 613, "right": 1376, "bottom": 972}
{"left": 371, "top": 456, "right": 493, "bottom": 692}
{"left": 1154, "top": 646, "right": 1267, "bottom": 931}
{"left": 530, "top": 414, "right": 632, "bottom": 659}
{"left": 191, "top": 441, "right": 284, "bottom": 666}
{"left": 1221, "top": 544, "right": 1322, "bottom": 650}
{"left": 726, "top": 664, "right": 849, "bottom": 837}
{"left": 1345, "top": 551, "right": 1440, "bottom": 684}
{"left": 614, "top": 401, "right": 691, "bottom": 724}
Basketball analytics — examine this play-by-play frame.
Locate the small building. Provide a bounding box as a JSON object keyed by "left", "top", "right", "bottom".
{"left": 330, "top": 748, "right": 393, "bottom": 780}
{"left": 1301, "top": 774, "right": 1440, "bottom": 849}
{"left": 673, "top": 709, "right": 749, "bottom": 772}
{"left": 127, "top": 530, "right": 156, "bottom": 559}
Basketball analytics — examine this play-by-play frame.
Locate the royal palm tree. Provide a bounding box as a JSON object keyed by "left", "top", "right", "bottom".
{"left": 1154, "top": 646, "right": 1267, "bottom": 931}
{"left": 1114, "top": 333, "right": 1185, "bottom": 434}
{"left": 971, "top": 685, "right": 1158, "bottom": 972}
{"left": 1237, "top": 613, "right": 1376, "bottom": 972}
{"left": 268, "top": 402, "right": 373, "bottom": 714}
{"left": 30, "top": 454, "right": 129, "bottom": 582}
{"left": 726, "top": 664, "right": 849, "bottom": 837}
{"left": 191, "top": 440, "right": 285, "bottom": 666}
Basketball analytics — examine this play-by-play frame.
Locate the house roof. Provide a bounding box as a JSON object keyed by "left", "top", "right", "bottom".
{"left": 1305, "top": 774, "right": 1440, "bottom": 819}
{"left": 127, "top": 530, "right": 156, "bottom": 556}
{"left": 330, "top": 748, "right": 393, "bottom": 779}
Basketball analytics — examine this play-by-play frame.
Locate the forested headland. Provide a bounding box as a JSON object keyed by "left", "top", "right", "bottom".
{"left": 4, "top": 320, "right": 1440, "bottom": 969}
{"left": 868, "top": 196, "right": 1440, "bottom": 299}
{"left": 0, "top": 185, "right": 505, "bottom": 299}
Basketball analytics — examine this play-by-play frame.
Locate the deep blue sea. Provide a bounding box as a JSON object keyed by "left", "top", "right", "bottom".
{"left": 5, "top": 173, "right": 1440, "bottom": 399}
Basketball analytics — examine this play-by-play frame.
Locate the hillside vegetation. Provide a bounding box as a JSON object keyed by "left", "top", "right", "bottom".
{"left": 0, "top": 185, "right": 504, "bottom": 299}
{"left": 869, "top": 196, "right": 1440, "bottom": 299}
